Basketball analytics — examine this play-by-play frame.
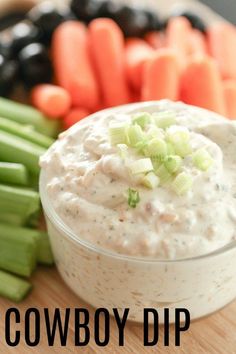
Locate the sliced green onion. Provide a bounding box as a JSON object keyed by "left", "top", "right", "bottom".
{"left": 109, "top": 123, "right": 127, "bottom": 145}
{"left": 126, "top": 124, "right": 144, "bottom": 147}
{"left": 0, "top": 270, "right": 32, "bottom": 302}
{"left": 173, "top": 141, "right": 192, "bottom": 158}
{"left": 167, "top": 127, "right": 190, "bottom": 143}
{"left": 144, "top": 138, "right": 167, "bottom": 158}
{"left": 172, "top": 172, "right": 193, "bottom": 195}
{"left": 132, "top": 112, "right": 151, "bottom": 128}
{"left": 129, "top": 158, "right": 153, "bottom": 175}
{"left": 192, "top": 148, "right": 213, "bottom": 171}
{"left": 117, "top": 144, "right": 128, "bottom": 160}
{"left": 151, "top": 156, "right": 164, "bottom": 171}
{"left": 153, "top": 111, "right": 176, "bottom": 129}
{"left": 167, "top": 142, "right": 175, "bottom": 155}
{"left": 127, "top": 188, "right": 140, "bottom": 208}
{"left": 164, "top": 155, "right": 182, "bottom": 174}
{"left": 135, "top": 139, "right": 148, "bottom": 153}
{"left": 142, "top": 172, "right": 160, "bottom": 189}
{"left": 156, "top": 164, "right": 173, "bottom": 185}
{"left": 146, "top": 125, "right": 164, "bottom": 139}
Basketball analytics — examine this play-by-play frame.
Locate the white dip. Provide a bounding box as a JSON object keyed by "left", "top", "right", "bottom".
{"left": 40, "top": 100, "right": 236, "bottom": 260}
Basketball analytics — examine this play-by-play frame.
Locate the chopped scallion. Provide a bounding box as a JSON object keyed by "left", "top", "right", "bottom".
{"left": 153, "top": 111, "right": 176, "bottom": 129}
{"left": 129, "top": 158, "right": 153, "bottom": 175}
{"left": 172, "top": 172, "right": 193, "bottom": 195}
{"left": 127, "top": 188, "right": 140, "bottom": 208}
{"left": 164, "top": 155, "right": 182, "bottom": 174}
{"left": 126, "top": 124, "right": 144, "bottom": 147}
{"left": 142, "top": 172, "right": 160, "bottom": 189}
{"left": 109, "top": 123, "right": 127, "bottom": 145}
{"left": 192, "top": 148, "right": 213, "bottom": 171}
{"left": 132, "top": 112, "right": 151, "bottom": 128}
{"left": 144, "top": 138, "right": 167, "bottom": 158}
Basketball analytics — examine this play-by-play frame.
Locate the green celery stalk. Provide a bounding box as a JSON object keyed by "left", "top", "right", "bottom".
{"left": 0, "top": 116, "right": 54, "bottom": 148}
{"left": 37, "top": 231, "right": 54, "bottom": 265}
{"left": 0, "top": 162, "right": 28, "bottom": 186}
{"left": 0, "top": 270, "right": 32, "bottom": 302}
{"left": 0, "top": 184, "right": 40, "bottom": 225}
{"left": 0, "top": 213, "right": 27, "bottom": 226}
{"left": 0, "top": 130, "right": 46, "bottom": 175}
{"left": 0, "top": 223, "right": 39, "bottom": 277}
{"left": 0, "top": 97, "right": 59, "bottom": 137}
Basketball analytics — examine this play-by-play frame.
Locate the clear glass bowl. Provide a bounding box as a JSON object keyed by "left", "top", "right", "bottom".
{"left": 39, "top": 102, "right": 236, "bottom": 323}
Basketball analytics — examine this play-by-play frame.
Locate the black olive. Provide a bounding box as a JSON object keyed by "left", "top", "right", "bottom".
{"left": 0, "top": 55, "right": 19, "bottom": 96}
{"left": 70, "top": 0, "right": 102, "bottom": 22}
{"left": 9, "top": 21, "right": 40, "bottom": 57}
{"left": 28, "top": 2, "right": 71, "bottom": 43}
{"left": 18, "top": 43, "right": 52, "bottom": 88}
{"left": 169, "top": 10, "right": 207, "bottom": 33}
{"left": 0, "top": 10, "right": 27, "bottom": 31}
{"left": 111, "top": 5, "right": 151, "bottom": 37}
{"left": 143, "top": 10, "right": 161, "bottom": 32}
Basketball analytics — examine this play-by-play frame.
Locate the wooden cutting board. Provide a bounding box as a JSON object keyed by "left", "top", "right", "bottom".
{"left": 0, "top": 267, "right": 236, "bottom": 353}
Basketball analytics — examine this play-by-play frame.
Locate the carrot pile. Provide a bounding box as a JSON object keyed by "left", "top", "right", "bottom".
{"left": 30, "top": 17, "right": 236, "bottom": 128}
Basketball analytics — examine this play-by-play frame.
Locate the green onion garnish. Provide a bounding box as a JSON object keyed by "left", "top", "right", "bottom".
{"left": 117, "top": 144, "right": 128, "bottom": 160}
{"left": 172, "top": 172, "right": 193, "bottom": 195}
{"left": 164, "top": 155, "right": 182, "bottom": 174}
{"left": 192, "top": 148, "right": 213, "bottom": 171}
{"left": 156, "top": 164, "right": 172, "bottom": 185}
{"left": 144, "top": 138, "right": 167, "bottom": 158}
{"left": 153, "top": 111, "right": 176, "bottom": 129}
{"left": 129, "top": 158, "right": 153, "bottom": 175}
{"left": 142, "top": 172, "right": 160, "bottom": 189}
{"left": 172, "top": 141, "right": 192, "bottom": 158}
{"left": 109, "top": 122, "right": 128, "bottom": 145}
{"left": 132, "top": 112, "right": 151, "bottom": 128}
{"left": 126, "top": 124, "right": 144, "bottom": 147}
{"left": 127, "top": 188, "right": 140, "bottom": 208}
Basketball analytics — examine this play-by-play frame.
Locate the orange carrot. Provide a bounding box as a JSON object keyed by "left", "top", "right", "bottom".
{"left": 63, "top": 108, "right": 90, "bottom": 129}
{"left": 208, "top": 23, "right": 236, "bottom": 80}
{"left": 52, "top": 21, "right": 99, "bottom": 110}
{"left": 166, "top": 16, "right": 192, "bottom": 68}
{"left": 223, "top": 80, "right": 236, "bottom": 119}
{"left": 180, "top": 56, "right": 226, "bottom": 115}
{"left": 145, "top": 31, "right": 165, "bottom": 50}
{"left": 141, "top": 49, "right": 180, "bottom": 102}
{"left": 125, "top": 38, "right": 153, "bottom": 91}
{"left": 31, "top": 84, "right": 71, "bottom": 119}
{"left": 188, "top": 29, "right": 208, "bottom": 57}
{"left": 88, "top": 18, "right": 130, "bottom": 107}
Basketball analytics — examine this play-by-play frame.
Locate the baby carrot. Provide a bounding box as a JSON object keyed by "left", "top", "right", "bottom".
{"left": 141, "top": 49, "right": 180, "bottom": 102}
{"left": 52, "top": 21, "right": 99, "bottom": 110}
{"left": 88, "top": 18, "right": 130, "bottom": 107}
{"left": 223, "top": 80, "right": 236, "bottom": 119}
{"left": 145, "top": 31, "right": 165, "bottom": 50}
{"left": 125, "top": 38, "right": 153, "bottom": 91}
{"left": 208, "top": 23, "right": 236, "bottom": 80}
{"left": 166, "top": 16, "right": 192, "bottom": 68}
{"left": 180, "top": 56, "right": 226, "bottom": 115}
{"left": 63, "top": 108, "right": 90, "bottom": 129}
{"left": 188, "top": 29, "right": 208, "bottom": 57}
{"left": 31, "top": 84, "right": 71, "bottom": 119}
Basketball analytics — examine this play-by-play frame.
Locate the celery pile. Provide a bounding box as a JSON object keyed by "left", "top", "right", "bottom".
{"left": 0, "top": 98, "right": 56, "bottom": 302}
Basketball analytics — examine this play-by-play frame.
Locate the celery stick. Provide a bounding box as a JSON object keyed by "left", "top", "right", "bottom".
{"left": 0, "top": 270, "right": 32, "bottom": 302}
{"left": 0, "top": 97, "right": 59, "bottom": 137}
{"left": 0, "top": 130, "right": 46, "bottom": 175}
{"left": 0, "top": 223, "right": 39, "bottom": 277}
{"left": 0, "top": 184, "right": 40, "bottom": 224}
{"left": 0, "top": 117, "right": 54, "bottom": 148}
{"left": 0, "top": 162, "right": 28, "bottom": 186}
{"left": 37, "top": 232, "right": 54, "bottom": 266}
{"left": 0, "top": 213, "right": 26, "bottom": 226}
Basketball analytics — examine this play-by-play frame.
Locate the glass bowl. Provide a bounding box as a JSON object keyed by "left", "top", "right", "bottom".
{"left": 39, "top": 102, "right": 236, "bottom": 323}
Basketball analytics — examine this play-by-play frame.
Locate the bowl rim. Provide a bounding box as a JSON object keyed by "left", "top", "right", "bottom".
{"left": 39, "top": 101, "right": 236, "bottom": 264}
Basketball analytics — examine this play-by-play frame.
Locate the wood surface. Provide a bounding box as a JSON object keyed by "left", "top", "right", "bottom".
{"left": 0, "top": 267, "right": 236, "bottom": 353}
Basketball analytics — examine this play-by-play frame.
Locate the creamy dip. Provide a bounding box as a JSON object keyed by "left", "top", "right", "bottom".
{"left": 40, "top": 100, "right": 236, "bottom": 260}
